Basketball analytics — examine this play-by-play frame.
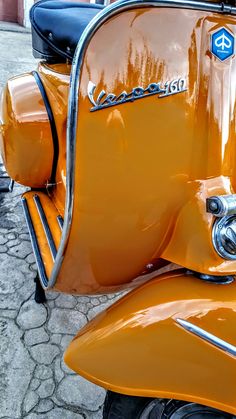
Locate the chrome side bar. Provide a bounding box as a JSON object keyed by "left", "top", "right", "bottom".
{"left": 33, "top": 194, "right": 57, "bottom": 261}
{"left": 57, "top": 215, "right": 64, "bottom": 231}
{"left": 21, "top": 197, "right": 48, "bottom": 288}
{"left": 176, "top": 318, "right": 236, "bottom": 357}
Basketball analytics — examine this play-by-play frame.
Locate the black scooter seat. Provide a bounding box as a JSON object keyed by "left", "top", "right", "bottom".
{"left": 30, "top": 1, "right": 104, "bottom": 62}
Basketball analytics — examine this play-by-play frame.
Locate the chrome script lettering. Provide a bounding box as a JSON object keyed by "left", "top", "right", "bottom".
{"left": 87, "top": 78, "right": 187, "bottom": 112}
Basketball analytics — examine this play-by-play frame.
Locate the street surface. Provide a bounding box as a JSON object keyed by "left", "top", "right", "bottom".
{"left": 0, "top": 28, "right": 119, "bottom": 419}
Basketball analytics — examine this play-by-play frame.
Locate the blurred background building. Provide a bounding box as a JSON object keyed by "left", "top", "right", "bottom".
{"left": 0, "top": 0, "right": 34, "bottom": 27}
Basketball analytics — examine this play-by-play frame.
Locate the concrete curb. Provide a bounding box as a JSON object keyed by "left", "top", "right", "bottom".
{"left": 0, "top": 21, "right": 31, "bottom": 33}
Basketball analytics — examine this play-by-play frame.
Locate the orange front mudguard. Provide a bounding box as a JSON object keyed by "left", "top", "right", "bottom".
{"left": 64, "top": 270, "right": 236, "bottom": 415}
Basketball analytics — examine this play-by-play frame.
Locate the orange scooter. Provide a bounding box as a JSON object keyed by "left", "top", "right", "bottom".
{"left": 1, "top": 0, "right": 236, "bottom": 417}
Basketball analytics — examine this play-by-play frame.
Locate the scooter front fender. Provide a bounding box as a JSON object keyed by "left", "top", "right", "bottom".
{"left": 64, "top": 270, "right": 236, "bottom": 415}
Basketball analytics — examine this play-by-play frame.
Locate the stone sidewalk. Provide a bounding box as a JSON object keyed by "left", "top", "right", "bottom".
{"left": 0, "top": 29, "right": 120, "bottom": 419}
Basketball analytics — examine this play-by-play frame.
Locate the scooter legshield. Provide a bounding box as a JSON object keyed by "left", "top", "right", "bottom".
{"left": 64, "top": 270, "right": 236, "bottom": 415}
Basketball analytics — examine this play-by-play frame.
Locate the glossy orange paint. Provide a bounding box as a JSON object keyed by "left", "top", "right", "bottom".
{"left": 0, "top": 73, "right": 54, "bottom": 188}
{"left": 38, "top": 62, "right": 70, "bottom": 215}
{"left": 54, "top": 7, "right": 236, "bottom": 294}
{"left": 64, "top": 269, "right": 236, "bottom": 414}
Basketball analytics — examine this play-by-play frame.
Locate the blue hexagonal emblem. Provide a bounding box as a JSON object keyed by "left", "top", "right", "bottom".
{"left": 211, "top": 28, "right": 234, "bottom": 61}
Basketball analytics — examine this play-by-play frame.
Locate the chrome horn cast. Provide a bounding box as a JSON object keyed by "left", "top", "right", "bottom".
{"left": 207, "top": 195, "right": 236, "bottom": 260}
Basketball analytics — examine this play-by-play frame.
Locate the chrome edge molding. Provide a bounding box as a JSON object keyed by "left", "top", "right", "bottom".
{"left": 176, "top": 318, "right": 236, "bottom": 356}
{"left": 48, "top": 0, "right": 236, "bottom": 289}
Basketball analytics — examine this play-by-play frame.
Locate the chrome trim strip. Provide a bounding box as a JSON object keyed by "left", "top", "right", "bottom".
{"left": 33, "top": 194, "right": 57, "bottom": 262}
{"left": 48, "top": 0, "right": 236, "bottom": 289}
{"left": 21, "top": 197, "right": 48, "bottom": 288}
{"left": 176, "top": 318, "right": 236, "bottom": 357}
{"left": 57, "top": 215, "right": 64, "bottom": 231}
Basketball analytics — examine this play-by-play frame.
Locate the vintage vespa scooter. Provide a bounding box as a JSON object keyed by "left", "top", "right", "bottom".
{"left": 1, "top": 0, "right": 236, "bottom": 416}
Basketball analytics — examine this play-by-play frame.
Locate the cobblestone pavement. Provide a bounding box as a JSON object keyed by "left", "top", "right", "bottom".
{"left": 0, "top": 29, "right": 120, "bottom": 419}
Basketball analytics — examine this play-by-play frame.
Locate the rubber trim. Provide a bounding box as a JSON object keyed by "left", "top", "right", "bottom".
{"left": 32, "top": 70, "right": 59, "bottom": 184}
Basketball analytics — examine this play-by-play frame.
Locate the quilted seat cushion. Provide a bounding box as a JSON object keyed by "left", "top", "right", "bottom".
{"left": 30, "top": 0, "right": 104, "bottom": 62}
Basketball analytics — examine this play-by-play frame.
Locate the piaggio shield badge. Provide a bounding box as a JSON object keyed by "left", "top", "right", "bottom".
{"left": 211, "top": 27, "right": 235, "bottom": 62}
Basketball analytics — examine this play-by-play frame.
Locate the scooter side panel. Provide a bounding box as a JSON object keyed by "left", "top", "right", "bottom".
{"left": 53, "top": 6, "right": 236, "bottom": 294}
{"left": 0, "top": 73, "right": 54, "bottom": 188}
{"left": 64, "top": 270, "right": 236, "bottom": 415}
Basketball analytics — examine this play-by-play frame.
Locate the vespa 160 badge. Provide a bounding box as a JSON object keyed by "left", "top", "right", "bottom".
{"left": 211, "top": 27, "right": 235, "bottom": 61}
{"left": 87, "top": 78, "right": 187, "bottom": 112}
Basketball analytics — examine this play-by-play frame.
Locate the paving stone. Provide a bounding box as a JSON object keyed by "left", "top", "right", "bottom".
{"left": 87, "top": 303, "right": 111, "bottom": 321}
{"left": 30, "top": 378, "right": 41, "bottom": 391}
{"left": 0, "top": 309, "right": 17, "bottom": 319}
{"left": 77, "top": 296, "right": 90, "bottom": 303}
{"left": 99, "top": 295, "right": 109, "bottom": 303}
{"left": 23, "top": 391, "right": 39, "bottom": 414}
{"left": 51, "top": 333, "right": 61, "bottom": 345}
{"left": 0, "top": 254, "right": 34, "bottom": 297}
{"left": 0, "top": 245, "right": 8, "bottom": 253}
{"left": 57, "top": 375, "right": 106, "bottom": 411}
{"left": 51, "top": 394, "right": 64, "bottom": 407}
{"left": 46, "top": 291, "right": 59, "bottom": 300}
{"left": 0, "top": 275, "right": 35, "bottom": 311}
{"left": 48, "top": 309, "right": 87, "bottom": 335}
{"left": 34, "top": 365, "right": 53, "bottom": 380}
{"left": 24, "top": 327, "right": 49, "bottom": 346}
{"left": 54, "top": 357, "right": 64, "bottom": 383}
{"left": 19, "top": 233, "right": 30, "bottom": 240}
{"left": 6, "top": 232, "right": 16, "bottom": 240}
{"left": 53, "top": 408, "right": 84, "bottom": 418}
{"left": 30, "top": 263, "right": 37, "bottom": 272}
{"left": 7, "top": 240, "right": 32, "bottom": 258}
{"left": 16, "top": 300, "right": 47, "bottom": 329}
{"left": 61, "top": 358, "right": 75, "bottom": 375}
{"left": 60, "top": 334, "right": 73, "bottom": 352}
{"left": 90, "top": 408, "right": 103, "bottom": 419}
{"left": 30, "top": 343, "right": 60, "bottom": 365}
{"left": 47, "top": 300, "right": 55, "bottom": 309}
{"left": 0, "top": 320, "right": 34, "bottom": 417}
{"left": 36, "top": 378, "right": 55, "bottom": 398}
{"left": 26, "top": 253, "right": 36, "bottom": 264}
{"left": 91, "top": 298, "right": 100, "bottom": 307}
{"left": 76, "top": 303, "right": 89, "bottom": 314}
{"left": 35, "top": 398, "right": 54, "bottom": 413}
{"left": 55, "top": 294, "right": 77, "bottom": 309}
{"left": 0, "top": 278, "right": 35, "bottom": 310}
{"left": 0, "top": 228, "right": 9, "bottom": 234}
{"left": 7, "top": 238, "right": 21, "bottom": 248}
{"left": 0, "top": 236, "right": 7, "bottom": 245}
{"left": 41, "top": 408, "right": 84, "bottom": 419}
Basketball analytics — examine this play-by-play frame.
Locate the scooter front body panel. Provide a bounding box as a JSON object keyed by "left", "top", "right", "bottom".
{"left": 53, "top": 3, "right": 236, "bottom": 293}
{"left": 3, "top": 1, "right": 236, "bottom": 295}
{"left": 64, "top": 270, "right": 236, "bottom": 414}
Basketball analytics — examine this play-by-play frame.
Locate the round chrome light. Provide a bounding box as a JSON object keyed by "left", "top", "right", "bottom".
{"left": 212, "top": 214, "right": 236, "bottom": 260}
